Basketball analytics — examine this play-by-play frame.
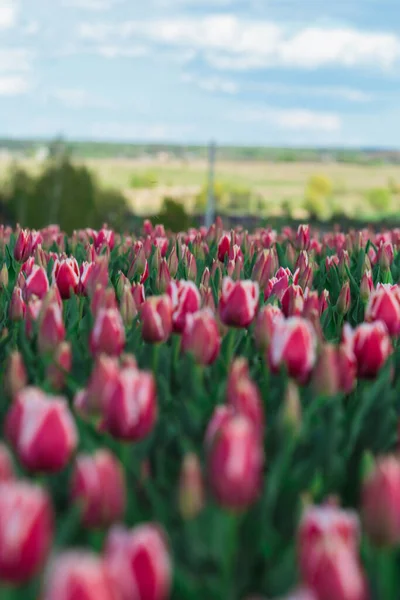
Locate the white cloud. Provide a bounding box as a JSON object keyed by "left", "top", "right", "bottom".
{"left": 79, "top": 15, "right": 400, "bottom": 71}
{"left": 0, "top": 1, "right": 18, "bottom": 29}
{"left": 0, "top": 75, "right": 29, "bottom": 95}
{"left": 62, "top": 0, "right": 123, "bottom": 10}
{"left": 182, "top": 73, "right": 238, "bottom": 94}
{"left": 231, "top": 107, "right": 342, "bottom": 132}
{"left": 50, "top": 88, "right": 113, "bottom": 109}
{"left": 22, "top": 21, "right": 40, "bottom": 36}
{"left": 89, "top": 121, "right": 195, "bottom": 141}
{"left": 96, "top": 45, "right": 148, "bottom": 58}
{"left": 0, "top": 49, "right": 32, "bottom": 73}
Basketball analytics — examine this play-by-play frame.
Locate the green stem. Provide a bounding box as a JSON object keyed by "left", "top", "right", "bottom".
{"left": 376, "top": 547, "right": 396, "bottom": 600}
{"left": 152, "top": 342, "right": 160, "bottom": 375}
{"left": 222, "top": 511, "right": 241, "bottom": 600}
{"left": 225, "top": 328, "right": 236, "bottom": 371}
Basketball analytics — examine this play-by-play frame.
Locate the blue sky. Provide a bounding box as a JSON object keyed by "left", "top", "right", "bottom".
{"left": 0, "top": 0, "right": 399, "bottom": 146}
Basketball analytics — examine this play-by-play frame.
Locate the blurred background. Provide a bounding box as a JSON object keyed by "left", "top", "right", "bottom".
{"left": 0, "top": 0, "right": 399, "bottom": 232}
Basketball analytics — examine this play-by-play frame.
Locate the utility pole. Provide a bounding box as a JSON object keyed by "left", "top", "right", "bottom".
{"left": 205, "top": 141, "right": 216, "bottom": 228}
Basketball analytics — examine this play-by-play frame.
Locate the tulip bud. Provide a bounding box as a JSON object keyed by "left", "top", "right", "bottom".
{"left": 90, "top": 308, "right": 125, "bottom": 356}
{"left": 378, "top": 241, "right": 394, "bottom": 272}
{"left": 71, "top": 449, "right": 126, "bottom": 529}
{"left": 103, "top": 367, "right": 157, "bottom": 441}
{"left": 0, "top": 443, "right": 15, "bottom": 482}
{"left": 218, "top": 233, "right": 231, "bottom": 262}
{"left": 116, "top": 271, "right": 130, "bottom": 300}
{"left": 204, "top": 405, "right": 235, "bottom": 448}
{"left": 181, "top": 309, "right": 221, "bottom": 365}
{"left": 227, "top": 368, "right": 265, "bottom": 439}
{"left": 5, "top": 387, "right": 78, "bottom": 473}
{"left": 156, "top": 259, "right": 171, "bottom": 293}
{"left": 0, "top": 263, "right": 8, "bottom": 290}
{"left": 154, "top": 236, "right": 168, "bottom": 257}
{"left": 269, "top": 317, "right": 317, "bottom": 384}
{"left": 141, "top": 295, "right": 173, "bottom": 343}
{"left": 38, "top": 302, "right": 66, "bottom": 354}
{"left": 179, "top": 453, "right": 204, "bottom": 519}
{"left": 352, "top": 321, "right": 392, "bottom": 378}
{"left": 362, "top": 455, "right": 400, "bottom": 546}
{"left": 365, "top": 283, "right": 400, "bottom": 336}
{"left": 0, "top": 481, "right": 53, "bottom": 583}
{"left": 4, "top": 350, "right": 27, "bottom": 398}
{"left": 283, "top": 380, "right": 302, "bottom": 432}
{"left": 167, "top": 280, "right": 201, "bottom": 333}
{"left": 95, "top": 227, "right": 115, "bottom": 252}
{"left": 151, "top": 246, "right": 162, "bottom": 273}
{"left": 360, "top": 271, "right": 373, "bottom": 304}
{"left": 43, "top": 552, "right": 117, "bottom": 600}
{"left": 200, "top": 266, "right": 211, "bottom": 288}
{"left": 281, "top": 284, "right": 304, "bottom": 317}
{"left": 131, "top": 283, "right": 145, "bottom": 307}
{"left": 79, "top": 261, "right": 95, "bottom": 296}
{"left": 325, "top": 255, "right": 339, "bottom": 273}
{"left": 9, "top": 287, "right": 26, "bottom": 321}
{"left": 105, "top": 523, "right": 172, "bottom": 600}
{"left": 254, "top": 304, "right": 283, "bottom": 351}
{"left": 52, "top": 257, "right": 80, "bottom": 299}
{"left": 167, "top": 245, "right": 179, "bottom": 277}
{"left": 207, "top": 414, "right": 263, "bottom": 510}
{"left": 14, "top": 228, "right": 32, "bottom": 262}
{"left": 47, "top": 342, "right": 72, "bottom": 391}
{"left": 120, "top": 285, "right": 137, "bottom": 327}
{"left": 296, "top": 225, "right": 310, "bottom": 251}
{"left": 219, "top": 278, "right": 259, "bottom": 328}
{"left": 336, "top": 282, "right": 351, "bottom": 316}
{"left": 184, "top": 250, "right": 197, "bottom": 282}
{"left": 200, "top": 285, "right": 216, "bottom": 312}
{"left": 25, "top": 295, "right": 43, "bottom": 338}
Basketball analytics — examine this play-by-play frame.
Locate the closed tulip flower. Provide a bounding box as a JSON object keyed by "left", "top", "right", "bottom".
{"left": 167, "top": 280, "right": 201, "bottom": 333}
{"left": 365, "top": 284, "right": 400, "bottom": 336}
{"left": 71, "top": 449, "right": 126, "bottom": 529}
{"left": 296, "top": 224, "right": 310, "bottom": 251}
{"left": 352, "top": 321, "right": 392, "bottom": 378}
{"left": 14, "top": 228, "right": 32, "bottom": 262}
{"left": 43, "top": 552, "right": 119, "bottom": 600}
{"left": 47, "top": 342, "right": 72, "bottom": 391}
{"left": 38, "top": 301, "right": 66, "bottom": 354}
{"left": 269, "top": 317, "right": 317, "bottom": 384}
{"left": 360, "top": 271, "right": 373, "bottom": 304}
{"left": 52, "top": 257, "right": 80, "bottom": 299}
{"left": 181, "top": 308, "right": 221, "bottom": 365}
{"left": 105, "top": 523, "right": 172, "bottom": 600}
{"left": 5, "top": 387, "right": 78, "bottom": 473}
{"left": 79, "top": 261, "right": 96, "bottom": 295}
{"left": 141, "top": 295, "right": 173, "bottom": 343}
{"left": 362, "top": 455, "right": 400, "bottom": 546}
{"left": 179, "top": 453, "right": 204, "bottom": 519}
{"left": 9, "top": 287, "right": 26, "bottom": 321}
{"left": 103, "top": 368, "right": 157, "bottom": 441}
{"left": 83, "top": 354, "right": 120, "bottom": 416}
{"left": 204, "top": 404, "right": 235, "bottom": 448}
{"left": 120, "top": 285, "right": 137, "bottom": 327}
{"left": 131, "top": 282, "right": 145, "bottom": 307}
{"left": 91, "top": 285, "right": 118, "bottom": 318}
{"left": 219, "top": 277, "right": 259, "bottom": 328}
{"left": 4, "top": 350, "right": 27, "bottom": 397}
{"left": 90, "top": 308, "right": 126, "bottom": 356}
{"left": 207, "top": 414, "right": 264, "bottom": 510}
{"left": 226, "top": 373, "right": 265, "bottom": 440}
{"left": 218, "top": 233, "right": 231, "bottom": 262}
{"left": 0, "top": 481, "right": 53, "bottom": 583}
{"left": 23, "top": 264, "right": 49, "bottom": 300}
{"left": 281, "top": 284, "right": 304, "bottom": 317}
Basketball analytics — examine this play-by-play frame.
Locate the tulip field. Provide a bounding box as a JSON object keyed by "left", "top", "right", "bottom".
{"left": 2, "top": 219, "right": 400, "bottom": 600}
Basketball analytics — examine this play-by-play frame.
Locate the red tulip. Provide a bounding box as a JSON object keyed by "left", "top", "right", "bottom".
{"left": 132, "top": 282, "right": 145, "bottom": 307}
{"left": 207, "top": 414, "right": 263, "bottom": 510}
{"left": 105, "top": 523, "right": 172, "bottom": 600}
{"left": 269, "top": 317, "right": 317, "bottom": 383}
{"left": 219, "top": 278, "right": 259, "bottom": 328}
{"left": 362, "top": 455, "right": 400, "bottom": 546}
{"left": 141, "top": 295, "right": 173, "bottom": 343}
{"left": 14, "top": 228, "right": 32, "bottom": 262}
{"left": 336, "top": 281, "right": 351, "bottom": 316}
{"left": 43, "top": 552, "right": 119, "bottom": 600}
{"left": 181, "top": 308, "right": 221, "bottom": 365}
{"left": 179, "top": 453, "right": 204, "bottom": 519}
{"left": 91, "top": 285, "right": 118, "bottom": 318}
{"left": 167, "top": 280, "right": 201, "bottom": 333}
{"left": 80, "top": 354, "right": 120, "bottom": 416}
{"left": 25, "top": 296, "right": 43, "bottom": 338}
{"left": 5, "top": 387, "right": 78, "bottom": 473}
{"left": 218, "top": 233, "right": 231, "bottom": 262}
{"left": 120, "top": 285, "right": 137, "bottom": 327}
{"left": 156, "top": 259, "right": 171, "bottom": 293}
{"left": 0, "top": 444, "right": 14, "bottom": 482}
{"left": 167, "top": 245, "right": 179, "bottom": 277}
{"left": 4, "top": 350, "right": 27, "bottom": 398}
{"left": 352, "top": 321, "right": 392, "bottom": 378}
{"left": 79, "top": 261, "right": 95, "bottom": 295}
{"left": 252, "top": 249, "right": 277, "bottom": 288}
{"left": 86, "top": 255, "right": 110, "bottom": 295}
{"left": 281, "top": 284, "right": 304, "bottom": 317}
{"left": 226, "top": 359, "right": 265, "bottom": 438}
{"left": 313, "top": 342, "right": 357, "bottom": 396}
{"left": 378, "top": 241, "right": 394, "bottom": 271}
{"left": 9, "top": 287, "right": 26, "bottom": 321}
{"left": 71, "top": 449, "right": 126, "bottom": 528}
{"left": 360, "top": 271, "right": 373, "bottom": 303}
{"left": 52, "top": 257, "right": 80, "bottom": 299}
{"left": 47, "top": 342, "right": 72, "bottom": 391}
{"left": 37, "top": 302, "right": 66, "bottom": 354}
{"left": 365, "top": 284, "right": 400, "bottom": 336}
{"left": 103, "top": 367, "right": 157, "bottom": 441}
{"left": 23, "top": 265, "right": 49, "bottom": 300}
{"left": 154, "top": 236, "right": 169, "bottom": 257}
{"left": 90, "top": 308, "right": 126, "bottom": 356}
{"left": 325, "top": 255, "right": 339, "bottom": 272}
{"left": 0, "top": 481, "right": 53, "bottom": 583}
{"left": 95, "top": 227, "right": 115, "bottom": 251}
